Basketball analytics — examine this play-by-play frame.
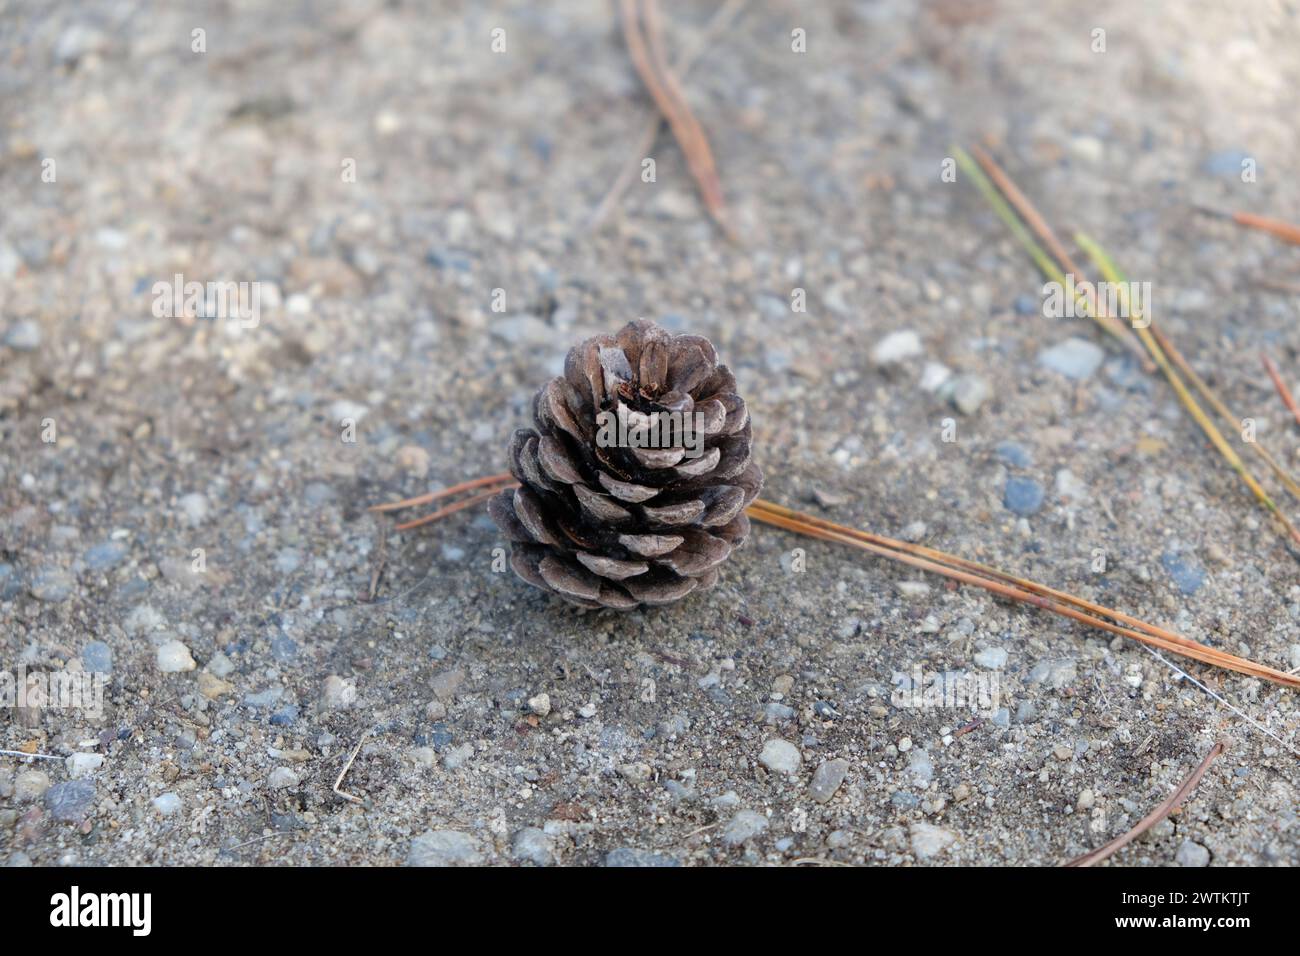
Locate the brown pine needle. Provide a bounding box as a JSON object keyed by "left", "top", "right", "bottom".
{"left": 1077, "top": 233, "right": 1300, "bottom": 549}
{"left": 591, "top": 0, "right": 747, "bottom": 231}
{"left": 1151, "top": 329, "right": 1300, "bottom": 504}
{"left": 1063, "top": 741, "right": 1225, "bottom": 867}
{"left": 1263, "top": 352, "right": 1300, "bottom": 429}
{"left": 392, "top": 484, "right": 514, "bottom": 531}
{"left": 747, "top": 499, "right": 1300, "bottom": 690}
{"left": 367, "top": 473, "right": 514, "bottom": 513}
{"left": 620, "top": 0, "right": 734, "bottom": 239}
{"left": 1195, "top": 205, "right": 1300, "bottom": 246}
{"left": 370, "top": 475, "right": 1300, "bottom": 688}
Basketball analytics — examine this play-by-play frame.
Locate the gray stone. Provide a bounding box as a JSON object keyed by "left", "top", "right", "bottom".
{"left": 29, "top": 567, "right": 74, "bottom": 602}
{"left": 45, "top": 780, "right": 96, "bottom": 822}
{"left": 177, "top": 493, "right": 209, "bottom": 526}
{"left": 809, "top": 758, "right": 849, "bottom": 803}
{"left": 871, "top": 329, "right": 923, "bottom": 365}
{"left": 1175, "top": 839, "right": 1210, "bottom": 867}
{"left": 407, "top": 829, "right": 484, "bottom": 866}
{"left": 152, "top": 792, "right": 182, "bottom": 816}
{"left": 14, "top": 770, "right": 50, "bottom": 802}
{"left": 950, "top": 374, "right": 992, "bottom": 415}
{"left": 82, "top": 641, "right": 113, "bottom": 674}
{"left": 1038, "top": 337, "right": 1105, "bottom": 380}
{"left": 1161, "top": 551, "right": 1205, "bottom": 595}
{"left": 758, "top": 738, "right": 802, "bottom": 774}
{"left": 909, "top": 822, "right": 958, "bottom": 860}
{"left": 156, "top": 640, "right": 197, "bottom": 672}
{"left": 431, "top": 667, "right": 466, "bottom": 700}
{"left": 605, "top": 847, "right": 679, "bottom": 867}
{"left": 3, "top": 320, "right": 42, "bottom": 351}
{"left": 1003, "top": 476, "right": 1045, "bottom": 516}
{"left": 994, "top": 440, "right": 1033, "bottom": 468}
{"left": 974, "top": 647, "right": 1007, "bottom": 669}
{"left": 267, "top": 767, "right": 299, "bottom": 789}
{"left": 511, "top": 827, "right": 555, "bottom": 865}
{"left": 83, "top": 540, "right": 128, "bottom": 572}
{"left": 722, "top": 810, "right": 770, "bottom": 845}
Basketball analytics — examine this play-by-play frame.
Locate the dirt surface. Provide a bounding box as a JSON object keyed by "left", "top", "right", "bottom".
{"left": 3, "top": 1, "right": 1300, "bottom": 866}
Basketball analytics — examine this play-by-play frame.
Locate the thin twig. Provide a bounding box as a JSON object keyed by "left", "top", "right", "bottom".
{"left": 333, "top": 726, "right": 374, "bottom": 806}
{"left": 1063, "top": 741, "right": 1225, "bottom": 867}
{"left": 1262, "top": 352, "right": 1300, "bottom": 428}
{"left": 0, "top": 749, "right": 63, "bottom": 761}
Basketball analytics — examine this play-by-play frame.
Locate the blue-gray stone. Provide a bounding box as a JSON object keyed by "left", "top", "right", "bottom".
{"left": 45, "top": 780, "right": 96, "bottom": 822}
{"left": 1014, "top": 293, "right": 1037, "bottom": 316}
{"left": 1038, "top": 337, "right": 1105, "bottom": 380}
{"left": 3, "top": 320, "right": 42, "bottom": 351}
{"left": 606, "top": 847, "right": 679, "bottom": 867}
{"left": 82, "top": 641, "right": 113, "bottom": 674}
{"left": 84, "top": 540, "right": 128, "bottom": 571}
{"left": 0, "top": 563, "right": 22, "bottom": 600}
{"left": 1161, "top": 551, "right": 1205, "bottom": 595}
{"left": 270, "top": 634, "right": 298, "bottom": 662}
{"left": 994, "top": 441, "right": 1033, "bottom": 468}
{"left": 269, "top": 705, "right": 300, "bottom": 726}
{"left": 29, "top": 567, "right": 74, "bottom": 602}
{"left": 1003, "top": 477, "right": 1045, "bottom": 516}
{"left": 1202, "top": 150, "right": 1252, "bottom": 177}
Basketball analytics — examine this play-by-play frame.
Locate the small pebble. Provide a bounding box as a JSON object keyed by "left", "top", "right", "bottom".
{"left": 1004, "top": 476, "right": 1045, "bottom": 516}
{"left": 909, "top": 822, "right": 958, "bottom": 860}
{"left": 1175, "top": 840, "right": 1210, "bottom": 867}
{"left": 407, "top": 830, "right": 484, "bottom": 866}
{"left": 527, "top": 692, "right": 551, "bottom": 717}
{"left": 156, "top": 640, "right": 197, "bottom": 673}
{"left": 758, "top": 738, "right": 802, "bottom": 774}
{"left": 1038, "top": 337, "right": 1104, "bottom": 380}
{"left": 82, "top": 641, "right": 113, "bottom": 674}
{"left": 722, "top": 810, "right": 769, "bottom": 845}
{"left": 809, "top": 758, "right": 849, "bottom": 803}
{"left": 606, "top": 847, "right": 679, "bottom": 867}
{"left": 3, "top": 320, "right": 42, "bottom": 351}
{"left": 950, "top": 374, "right": 992, "bottom": 414}
{"left": 45, "top": 780, "right": 95, "bottom": 822}
{"left": 871, "top": 329, "right": 923, "bottom": 365}
{"left": 974, "top": 647, "right": 1007, "bottom": 669}
{"left": 267, "top": 767, "right": 299, "bottom": 789}
{"left": 152, "top": 793, "right": 182, "bottom": 816}
{"left": 66, "top": 753, "right": 103, "bottom": 778}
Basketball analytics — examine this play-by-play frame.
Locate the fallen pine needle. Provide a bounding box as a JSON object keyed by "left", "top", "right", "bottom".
{"left": 1195, "top": 205, "right": 1300, "bottom": 247}
{"left": 370, "top": 477, "right": 1300, "bottom": 689}
{"left": 746, "top": 499, "right": 1300, "bottom": 689}
{"left": 1077, "top": 232, "right": 1300, "bottom": 548}
{"left": 591, "top": 0, "right": 747, "bottom": 230}
{"left": 620, "top": 0, "right": 734, "bottom": 239}
{"left": 1063, "top": 741, "right": 1225, "bottom": 867}
{"left": 1262, "top": 352, "right": 1300, "bottom": 429}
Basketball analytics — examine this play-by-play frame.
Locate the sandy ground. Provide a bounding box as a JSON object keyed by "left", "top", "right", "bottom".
{"left": 2, "top": 0, "right": 1300, "bottom": 866}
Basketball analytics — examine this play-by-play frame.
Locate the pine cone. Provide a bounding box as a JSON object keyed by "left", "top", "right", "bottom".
{"left": 488, "top": 320, "right": 762, "bottom": 608}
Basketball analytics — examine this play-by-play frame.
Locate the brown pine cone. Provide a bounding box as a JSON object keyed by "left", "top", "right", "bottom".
{"left": 488, "top": 319, "right": 762, "bottom": 608}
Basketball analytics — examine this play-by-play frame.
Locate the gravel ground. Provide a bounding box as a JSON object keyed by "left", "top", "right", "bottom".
{"left": 3, "top": 0, "right": 1300, "bottom": 866}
